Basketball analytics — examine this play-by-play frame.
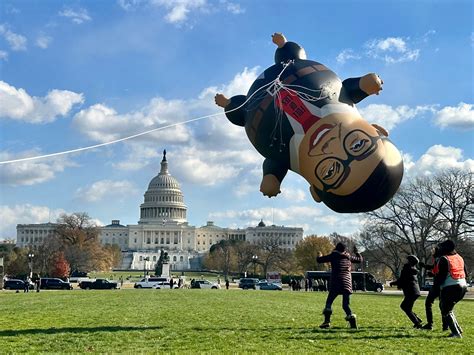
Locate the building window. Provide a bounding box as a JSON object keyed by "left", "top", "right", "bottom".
{"left": 147, "top": 238, "right": 151, "bottom": 244}
{"left": 153, "top": 256, "right": 157, "bottom": 261}
{"left": 139, "top": 256, "right": 143, "bottom": 261}
{"left": 161, "top": 237, "right": 164, "bottom": 244}
{"left": 134, "top": 238, "right": 137, "bottom": 243}
{"left": 180, "top": 256, "right": 184, "bottom": 262}
{"left": 173, "top": 256, "right": 177, "bottom": 262}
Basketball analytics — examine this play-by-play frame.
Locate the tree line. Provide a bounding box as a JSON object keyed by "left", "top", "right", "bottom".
{"left": 1, "top": 213, "right": 122, "bottom": 279}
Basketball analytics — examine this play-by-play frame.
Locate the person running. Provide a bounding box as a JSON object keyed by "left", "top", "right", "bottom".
{"left": 435, "top": 240, "right": 468, "bottom": 338}
{"left": 317, "top": 243, "right": 362, "bottom": 329}
{"left": 419, "top": 245, "right": 446, "bottom": 330}
{"left": 390, "top": 255, "right": 423, "bottom": 328}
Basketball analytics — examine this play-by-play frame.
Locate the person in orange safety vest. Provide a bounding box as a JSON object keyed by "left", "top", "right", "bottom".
{"left": 434, "top": 240, "right": 468, "bottom": 338}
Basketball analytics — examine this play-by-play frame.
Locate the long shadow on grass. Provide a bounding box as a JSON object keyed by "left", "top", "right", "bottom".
{"left": 0, "top": 326, "right": 162, "bottom": 337}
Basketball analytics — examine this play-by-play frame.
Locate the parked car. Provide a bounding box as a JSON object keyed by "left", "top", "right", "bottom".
{"left": 40, "top": 278, "right": 73, "bottom": 290}
{"left": 4, "top": 279, "right": 34, "bottom": 290}
{"left": 153, "top": 282, "right": 172, "bottom": 289}
{"left": 134, "top": 277, "right": 170, "bottom": 289}
{"left": 190, "top": 280, "right": 220, "bottom": 289}
{"left": 238, "top": 278, "right": 259, "bottom": 290}
{"left": 257, "top": 281, "right": 282, "bottom": 291}
{"left": 79, "top": 279, "right": 119, "bottom": 290}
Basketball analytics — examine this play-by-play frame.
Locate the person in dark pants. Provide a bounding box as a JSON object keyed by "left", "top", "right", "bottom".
{"left": 24, "top": 277, "right": 30, "bottom": 293}
{"left": 317, "top": 243, "right": 362, "bottom": 329}
{"left": 225, "top": 279, "right": 230, "bottom": 290}
{"left": 419, "top": 245, "right": 445, "bottom": 330}
{"left": 169, "top": 277, "right": 174, "bottom": 289}
{"left": 435, "top": 240, "right": 468, "bottom": 338}
{"left": 390, "top": 255, "right": 423, "bottom": 328}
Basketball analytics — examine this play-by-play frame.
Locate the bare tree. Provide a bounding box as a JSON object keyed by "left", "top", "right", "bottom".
{"left": 361, "top": 169, "right": 474, "bottom": 281}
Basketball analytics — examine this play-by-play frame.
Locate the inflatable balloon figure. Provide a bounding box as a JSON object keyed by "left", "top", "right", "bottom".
{"left": 215, "top": 33, "right": 403, "bottom": 213}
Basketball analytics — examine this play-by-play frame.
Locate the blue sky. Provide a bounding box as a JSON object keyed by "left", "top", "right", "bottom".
{"left": 0, "top": 0, "right": 473, "bottom": 240}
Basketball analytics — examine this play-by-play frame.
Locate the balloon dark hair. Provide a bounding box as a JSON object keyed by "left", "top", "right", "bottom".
{"left": 315, "top": 156, "right": 404, "bottom": 213}
{"left": 274, "top": 42, "right": 306, "bottom": 64}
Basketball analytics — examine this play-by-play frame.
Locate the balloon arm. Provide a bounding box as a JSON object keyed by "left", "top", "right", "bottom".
{"left": 341, "top": 77, "right": 370, "bottom": 104}
{"left": 260, "top": 158, "right": 288, "bottom": 197}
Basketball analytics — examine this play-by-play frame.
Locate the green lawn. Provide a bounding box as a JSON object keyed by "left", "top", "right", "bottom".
{"left": 0, "top": 289, "right": 472, "bottom": 352}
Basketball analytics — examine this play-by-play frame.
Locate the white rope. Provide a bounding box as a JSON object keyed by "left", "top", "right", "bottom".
{"left": 0, "top": 80, "right": 276, "bottom": 165}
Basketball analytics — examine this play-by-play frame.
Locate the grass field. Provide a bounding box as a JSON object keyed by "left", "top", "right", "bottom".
{"left": 0, "top": 289, "right": 472, "bottom": 353}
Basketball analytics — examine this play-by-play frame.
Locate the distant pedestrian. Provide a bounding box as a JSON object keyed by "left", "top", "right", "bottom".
{"left": 177, "top": 278, "right": 182, "bottom": 289}
{"left": 317, "top": 243, "right": 362, "bottom": 329}
{"left": 308, "top": 278, "right": 313, "bottom": 291}
{"left": 170, "top": 277, "right": 174, "bottom": 289}
{"left": 305, "top": 278, "right": 308, "bottom": 292}
{"left": 436, "top": 240, "right": 468, "bottom": 338}
{"left": 24, "top": 277, "right": 30, "bottom": 293}
{"left": 225, "top": 279, "right": 230, "bottom": 290}
{"left": 35, "top": 278, "right": 40, "bottom": 292}
{"left": 119, "top": 276, "right": 124, "bottom": 288}
{"left": 390, "top": 255, "right": 423, "bottom": 329}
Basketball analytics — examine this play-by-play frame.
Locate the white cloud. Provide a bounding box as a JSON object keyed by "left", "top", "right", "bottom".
{"left": 75, "top": 67, "right": 259, "bottom": 185}
{"left": 0, "top": 204, "right": 66, "bottom": 239}
{"left": 117, "top": 0, "right": 144, "bottom": 11}
{"left": 0, "top": 150, "right": 77, "bottom": 186}
{"left": 434, "top": 102, "right": 474, "bottom": 130}
{"left": 336, "top": 49, "right": 361, "bottom": 64}
{"left": 404, "top": 145, "right": 474, "bottom": 177}
{"left": 365, "top": 37, "right": 420, "bottom": 64}
{"left": 280, "top": 187, "right": 306, "bottom": 202}
{"left": 223, "top": 1, "right": 245, "bottom": 14}
{"left": 210, "top": 205, "right": 322, "bottom": 224}
{"left": 0, "top": 81, "right": 84, "bottom": 123}
{"left": 209, "top": 205, "right": 365, "bottom": 236}
{"left": 72, "top": 99, "right": 192, "bottom": 143}
{"left": 359, "top": 104, "right": 433, "bottom": 131}
{"left": 35, "top": 34, "right": 52, "bottom": 49}
{"left": 59, "top": 8, "right": 92, "bottom": 24}
{"left": 151, "top": 0, "right": 207, "bottom": 24}
{"left": 0, "top": 50, "right": 7, "bottom": 60}
{"left": 75, "top": 179, "right": 138, "bottom": 202}
{"left": 0, "top": 24, "right": 27, "bottom": 51}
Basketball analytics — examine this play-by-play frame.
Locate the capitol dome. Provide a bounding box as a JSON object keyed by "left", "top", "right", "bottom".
{"left": 139, "top": 150, "right": 187, "bottom": 224}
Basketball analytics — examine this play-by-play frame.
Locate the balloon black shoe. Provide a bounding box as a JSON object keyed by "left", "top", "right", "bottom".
{"left": 421, "top": 323, "right": 433, "bottom": 330}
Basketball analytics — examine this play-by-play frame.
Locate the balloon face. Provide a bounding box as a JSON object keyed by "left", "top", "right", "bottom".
{"left": 299, "top": 113, "right": 388, "bottom": 196}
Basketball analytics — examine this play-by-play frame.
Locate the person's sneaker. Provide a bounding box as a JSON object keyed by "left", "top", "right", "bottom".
{"left": 448, "top": 333, "right": 462, "bottom": 338}
{"left": 319, "top": 322, "right": 330, "bottom": 329}
{"left": 413, "top": 323, "right": 423, "bottom": 329}
{"left": 421, "top": 323, "right": 433, "bottom": 330}
{"left": 442, "top": 325, "right": 449, "bottom": 331}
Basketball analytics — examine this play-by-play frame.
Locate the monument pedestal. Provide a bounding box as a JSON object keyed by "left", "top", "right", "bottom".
{"left": 161, "top": 263, "right": 170, "bottom": 278}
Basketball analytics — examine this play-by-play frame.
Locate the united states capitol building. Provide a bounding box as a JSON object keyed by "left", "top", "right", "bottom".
{"left": 16, "top": 151, "right": 303, "bottom": 271}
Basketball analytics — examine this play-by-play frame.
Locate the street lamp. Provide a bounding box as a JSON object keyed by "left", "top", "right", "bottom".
{"left": 252, "top": 255, "right": 258, "bottom": 278}
{"left": 28, "top": 253, "right": 35, "bottom": 279}
{"left": 143, "top": 256, "right": 150, "bottom": 279}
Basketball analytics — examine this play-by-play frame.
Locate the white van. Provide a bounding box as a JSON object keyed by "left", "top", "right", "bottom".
{"left": 134, "top": 277, "right": 169, "bottom": 289}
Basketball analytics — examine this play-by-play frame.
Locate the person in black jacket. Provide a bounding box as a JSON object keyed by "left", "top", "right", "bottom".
{"left": 419, "top": 245, "right": 446, "bottom": 330}
{"left": 317, "top": 242, "right": 362, "bottom": 329}
{"left": 390, "top": 255, "right": 422, "bottom": 328}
